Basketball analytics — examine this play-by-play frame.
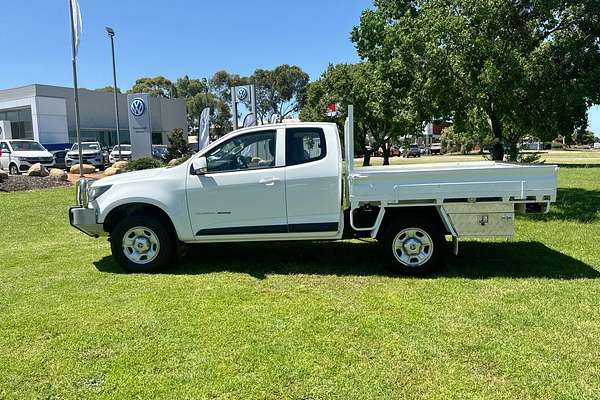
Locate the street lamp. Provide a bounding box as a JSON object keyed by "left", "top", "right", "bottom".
{"left": 106, "top": 26, "right": 122, "bottom": 161}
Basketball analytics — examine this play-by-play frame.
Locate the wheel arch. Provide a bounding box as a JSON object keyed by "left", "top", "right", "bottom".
{"left": 103, "top": 202, "right": 178, "bottom": 239}
{"left": 375, "top": 206, "right": 450, "bottom": 240}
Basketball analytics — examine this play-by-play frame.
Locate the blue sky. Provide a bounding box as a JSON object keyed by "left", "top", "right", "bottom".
{"left": 1, "top": 0, "right": 598, "bottom": 135}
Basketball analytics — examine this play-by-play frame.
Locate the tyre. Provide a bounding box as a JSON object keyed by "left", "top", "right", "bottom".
{"left": 9, "top": 163, "right": 19, "bottom": 175}
{"left": 110, "top": 215, "right": 175, "bottom": 273}
{"left": 381, "top": 217, "right": 446, "bottom": 275}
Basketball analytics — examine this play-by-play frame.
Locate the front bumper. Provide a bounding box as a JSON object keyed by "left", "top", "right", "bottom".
{"left": 69, "top": 206, "right": 106, "bottom": 237}
{"left": 66, "top": 156, "right": 104, "bottom": 167}
{"left": 19, "top": 161, "right": 55, "bottom": 171}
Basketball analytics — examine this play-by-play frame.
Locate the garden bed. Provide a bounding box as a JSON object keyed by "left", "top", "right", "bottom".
{"left": 0, "top": 175, "right": 72, "bottom": 193}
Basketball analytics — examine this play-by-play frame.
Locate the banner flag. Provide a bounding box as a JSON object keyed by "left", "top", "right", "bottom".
{"left": 243, "top": 113, "right": 256, "bottom": 127}
{"left": 70, "top": 0, "right": 83, "bottom": 57}
{"left": 198, "top": 107, "right": 211, "bottom": 151}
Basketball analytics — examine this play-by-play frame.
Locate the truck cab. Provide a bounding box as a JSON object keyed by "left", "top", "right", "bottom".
{"left": 70, "top": 115, "right": 558, "bottom": 275}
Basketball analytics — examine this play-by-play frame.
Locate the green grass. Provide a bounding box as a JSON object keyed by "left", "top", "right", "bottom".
{"left": 1, "top": 168, "right": 600, "bottom": 399}
{"left": 358, "top": 149, "right": 600, "bottom": 166}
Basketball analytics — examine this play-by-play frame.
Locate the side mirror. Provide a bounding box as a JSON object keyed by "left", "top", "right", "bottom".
{"left": 191, "top": 156, "right": 208, "bottom": 175}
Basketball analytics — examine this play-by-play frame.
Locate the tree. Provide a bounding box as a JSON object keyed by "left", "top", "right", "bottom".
{"left": 251, "top": 65, "right": 309, "bottom": 123}
{"left": 95, "top": 86, "right": 121, "bottom": 93}
{"left": 166, "top": 128, "right": 192, "bottom": 161}
{"left": 573, "top": 130, "right": 596, "bottom": 146}
{"left": 300, "top": 63, "right": 419, "bottom": 165}
{"left": 129, "top": 76, "right": 177, "bottom": 98}
{"left": 352, "top": 0, "right": 600, "bottom": 160}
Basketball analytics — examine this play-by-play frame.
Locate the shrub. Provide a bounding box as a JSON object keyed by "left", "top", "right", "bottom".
{"left": 166, "top": 128, "right": 192, "bottom": 161}
{"left": 125, "top": 157, "right": 163, "bottom": 172}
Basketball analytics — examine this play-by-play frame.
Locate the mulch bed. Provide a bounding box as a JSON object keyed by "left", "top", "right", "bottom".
{"left": 0, "top": 175, "right": 73, "bottom": 193}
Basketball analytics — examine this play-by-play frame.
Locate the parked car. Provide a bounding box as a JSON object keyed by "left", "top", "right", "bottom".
{"left": 403, "top": 144, "right": 421, "bottom": 158}
{"left": 152, "top": 145, "right": 168, "bottom": 161}
{"left": 70, "top": 116, "right": 558, "bottom": 276}
{"left": 430, "top": 143, "right": 442, "bottom": 155}
{"left": 594, "top": 143, "right": 600, "bottom": 150}
{"left": 0, "top": 139, "right": 55, "bottom": 175}
{"left": 51, "top": 150, "right": 67, "bottom": 169}
{"left": 109, "top": 144, "right": 132, "bottom": 164}
{"left": 65, "top": 141, "right": 106, "bottom": 170}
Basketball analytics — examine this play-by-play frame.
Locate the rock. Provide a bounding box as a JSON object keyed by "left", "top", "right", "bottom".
{"left": 112, "top": 161, "right": 128, "bottom": 170}
{"left": 49, "top": 168, "right": 68, "bottom": 181}
{"left": 104, "top": 167, "right": 122, "bottom": 176}
{"left": 69, "top": 164, "right": 96, "bottom": 175}
{"left": 0, "top": 169, "right": 8, "bottom": 182}
{"left": 26, "top": 163, "right": 50, "bottom": 177}
{"left": 168, "top": 159, "right": 180, "bottom": 167}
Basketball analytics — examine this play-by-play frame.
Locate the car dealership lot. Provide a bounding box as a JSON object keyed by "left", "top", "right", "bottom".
{"left": 1, "top": 164, "right": 599, "bottom": 399}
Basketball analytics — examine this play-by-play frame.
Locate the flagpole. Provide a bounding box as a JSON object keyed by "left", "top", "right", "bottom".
{"left": 68, "top": 0, "right": 83, "bottom": 178}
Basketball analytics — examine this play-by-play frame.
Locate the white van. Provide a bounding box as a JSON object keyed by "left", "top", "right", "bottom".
{"left": 0, "top": 140, "right": 55, "bottom": 175}
{"left": 594, "top": 142, "right": 600, "bottom": 150}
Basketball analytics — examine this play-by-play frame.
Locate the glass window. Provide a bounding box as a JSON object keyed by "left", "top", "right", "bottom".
{"left": 206, "top": 130, "right": 276, "bottom": 173}
{"left": 1, "top": 142, "right": 9, "bottom": 152}
{"left": 9, "top": 141, "right": 45, "bottom": 151}
{"left": 286, "top": 128, "right": 326, "bottom": 166}
{"left": 152, "top": 132, "right": 163, "bottom": 145}
{"left": 71, "top": 143, "right": 101, "bottom": 151}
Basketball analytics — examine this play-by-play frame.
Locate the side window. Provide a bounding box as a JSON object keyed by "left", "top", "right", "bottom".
{"left": 0, "top": 142, "right": 9, "bottom": 152}
{"left": 286, "top": 128, "right": 326, "bottom": 166}
{"left": 206, "top": 130, "right": 276, "bottom": 173}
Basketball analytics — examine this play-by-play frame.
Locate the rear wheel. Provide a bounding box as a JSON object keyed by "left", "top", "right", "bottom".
{"left": 381, "top": 217, "right": 446, "bottom": 275}
{"left": 110, "top": 215, "right": 175, "bottom": 273}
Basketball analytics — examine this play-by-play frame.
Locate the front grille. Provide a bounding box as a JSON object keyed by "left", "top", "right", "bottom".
{"left": 25, "top": 157, "right": 54, "bottom": 163}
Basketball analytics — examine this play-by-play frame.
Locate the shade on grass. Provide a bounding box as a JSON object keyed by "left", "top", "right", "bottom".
{"left": 0, "top": 168, "right": 599, "bottom": 399}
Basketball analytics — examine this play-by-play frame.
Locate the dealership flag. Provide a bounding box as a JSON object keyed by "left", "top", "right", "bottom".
{"left": 243, "top": 113, "right": 257, "bottom": 127}
{"left": 70, "top": 0, "right": 83, "bottom": 57}
{"left": 198, "top": 107, "right": 211, "bottom": 151}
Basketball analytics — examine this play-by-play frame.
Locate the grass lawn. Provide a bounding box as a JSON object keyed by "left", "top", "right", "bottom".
{"left": 1, "top": 167, "right": 600, "bottom": 399}
{"left": 359, "top": 149, "right": 600, "bottom": 166}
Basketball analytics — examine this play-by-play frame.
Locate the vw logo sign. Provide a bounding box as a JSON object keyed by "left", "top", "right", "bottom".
{"left": 130, "top": 98, "right": 146, "bottom": 117}
{"left": 236, "top": 87, "right": 248, "bottom": 102}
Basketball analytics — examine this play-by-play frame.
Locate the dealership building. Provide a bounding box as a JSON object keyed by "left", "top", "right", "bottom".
{"left": 0, "top": 84, "right": 187, "bottom": 151}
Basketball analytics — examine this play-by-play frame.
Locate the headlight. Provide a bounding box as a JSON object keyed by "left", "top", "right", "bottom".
{"left": 88, "top": 185, "right": 112, "bottom": 202}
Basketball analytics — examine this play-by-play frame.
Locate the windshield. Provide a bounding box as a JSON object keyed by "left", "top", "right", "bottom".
{"left": 9, "top": 141, "right": 46, "bottom": 152}
{"left": 112, "top": 145, "right": 131, "bottom": 151}
{"left": 71, "top": 143, "right": 100, "bottom": 151}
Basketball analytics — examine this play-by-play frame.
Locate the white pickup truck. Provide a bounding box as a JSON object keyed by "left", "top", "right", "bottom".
{"left": 70, "top": 108, "right": 558, "bottom": 274}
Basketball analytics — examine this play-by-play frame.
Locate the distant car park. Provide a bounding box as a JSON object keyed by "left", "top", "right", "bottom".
{"left": 0, "top": 139, "right": 55, "bottom": 175}
{"left": 109, "top": 144, "right": 132, "bottom": 164}
{"left": 403, "top": 144, "right": 421, "bottom": 158}
{"left": 152, "top": 145, "right": 168, "bottom": 161}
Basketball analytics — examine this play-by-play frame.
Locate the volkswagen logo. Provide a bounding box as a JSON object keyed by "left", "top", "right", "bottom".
{"left": 130, "top": 98, "right": 146, "bottom": 117}
{"left": 236, "top": 87, "right": 248, "bottom": 102}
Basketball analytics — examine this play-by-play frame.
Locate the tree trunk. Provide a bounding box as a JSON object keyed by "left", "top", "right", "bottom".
{"left": 487, "top": 112, "right": 504, "bottom": 161}
{"left": 383, "top": 139, "right": 390, "bottom": 166}
{"left": 363, "top": 148, "right": 372, "bottom": 167}
{"left": 362, "top": 132, "right": 372, "bottom": 167}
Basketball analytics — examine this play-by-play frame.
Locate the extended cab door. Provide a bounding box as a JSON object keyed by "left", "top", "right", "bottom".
{"left": 284, "top": 126, "right": 342, "bottom": 236}
{"left": 186, "top": 128, "right": 288, "bottom": 239}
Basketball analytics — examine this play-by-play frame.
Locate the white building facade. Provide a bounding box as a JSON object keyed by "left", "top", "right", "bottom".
{"left": 0, "top": 84, "right": 187, "bottom": 151}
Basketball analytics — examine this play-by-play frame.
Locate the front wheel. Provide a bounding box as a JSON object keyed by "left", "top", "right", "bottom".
{"left": 9, "top": 163, "right": 19, "bottom": 175}
{"left": 110, "top": 215, "right": 175, "bottom": 273}
{"left": 381, "top": 218, "right": 446, "bottom": 275}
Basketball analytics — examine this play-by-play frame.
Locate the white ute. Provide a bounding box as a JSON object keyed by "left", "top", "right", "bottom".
{"left": 69, "top": 107, "right": 558, "bottom": 274}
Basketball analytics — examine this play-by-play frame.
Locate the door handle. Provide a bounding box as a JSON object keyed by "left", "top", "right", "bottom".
{"left": 259, "top": 177, "right": 280, "bottom": 186}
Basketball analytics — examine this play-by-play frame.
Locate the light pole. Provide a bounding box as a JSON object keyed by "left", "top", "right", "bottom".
{"left": 106, "top": 26, "right": 121, "bottom": 161}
